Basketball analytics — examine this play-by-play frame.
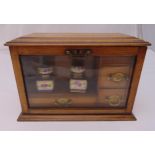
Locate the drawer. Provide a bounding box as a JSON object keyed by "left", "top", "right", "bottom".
{"left": 98, "top": 89, "right": 128, "bottom": 107}
{"left": 29, "top": 93, "right": 97, "bottom": 108}
{"left": 98, "top": 66, "right": 132, "bottom": 88}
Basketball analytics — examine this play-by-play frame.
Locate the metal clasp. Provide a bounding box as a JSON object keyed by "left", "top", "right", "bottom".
{"left": 65, "top": 49, "right": 91, "bottom": 57}
{"left": 54, "top": 98, "right": 72, "bottom": 106}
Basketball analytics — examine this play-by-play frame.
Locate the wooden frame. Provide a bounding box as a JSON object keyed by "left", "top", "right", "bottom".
{"left": 9, "top": 46, "right": 146, "bottom": 121}
{"left": 6, "top": 33, "right": 150, "bottom": 121}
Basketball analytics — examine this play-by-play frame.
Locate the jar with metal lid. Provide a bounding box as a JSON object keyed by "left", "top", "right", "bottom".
{"left": 36, "top": 57, "right": 54, "bottom": 91}
{"left": 69, "top": 57, "right": 87, "bottom": 93}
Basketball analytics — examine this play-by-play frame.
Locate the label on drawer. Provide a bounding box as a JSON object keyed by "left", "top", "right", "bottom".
{"left": 36, "top": 80, "right": 54, "bottom": 91}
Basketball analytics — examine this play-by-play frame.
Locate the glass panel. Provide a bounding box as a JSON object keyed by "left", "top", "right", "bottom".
{"left": 20, "top": 55, "right": 135, "bottom": 108}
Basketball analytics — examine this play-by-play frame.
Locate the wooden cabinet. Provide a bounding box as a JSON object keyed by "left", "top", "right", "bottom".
{"left": 5, "top": 33, "right": 151, "bottom": 121}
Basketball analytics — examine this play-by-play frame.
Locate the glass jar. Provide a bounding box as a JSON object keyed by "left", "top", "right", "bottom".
{"left": 69, "top": 57, "right": 87, "bottom": 93}
{"left": 36, "top": 57, "right": 54, "bottom": 91}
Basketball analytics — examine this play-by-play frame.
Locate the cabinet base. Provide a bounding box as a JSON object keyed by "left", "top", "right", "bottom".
{"left": 18, "top": 113, "right": 136, "bottom": 121}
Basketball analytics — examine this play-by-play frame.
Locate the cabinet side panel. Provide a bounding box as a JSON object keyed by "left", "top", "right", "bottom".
{"left": 9, "top": 46, "right": 29, "bottom": 113}
{"left": 126, "top": 46, "right": 147, "bottom": 112}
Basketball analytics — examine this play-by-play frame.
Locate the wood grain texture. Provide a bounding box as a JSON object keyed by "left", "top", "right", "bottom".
{"left": 126, "top": 47, "right": 147, "bottom": 112}
{"left": 10, "top": 47, "right": 29, "bottom": 113}
{"left": 18, "top": 113, "right": 136, "bottom": 121}
{"left": 5, "top": 33, "right": 151, "bottom": 46}
{"left": 27, "top": 108, "right": 127, "bottom": 115}
{"left": 17, "top": 46, "right": 139, "bottom": 56}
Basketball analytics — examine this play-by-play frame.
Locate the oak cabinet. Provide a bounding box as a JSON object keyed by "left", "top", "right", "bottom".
{"left": 5, "top": 33, "right": 150, "bottom": 121}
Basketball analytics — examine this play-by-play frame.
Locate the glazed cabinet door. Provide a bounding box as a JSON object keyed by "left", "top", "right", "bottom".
{"left": 19, "top": 49, "right": 135, "bottom": 109}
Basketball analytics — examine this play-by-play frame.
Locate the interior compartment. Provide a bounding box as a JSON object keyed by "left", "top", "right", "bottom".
{"left": 20, "top": 55, "right": 135, "bottom": 108}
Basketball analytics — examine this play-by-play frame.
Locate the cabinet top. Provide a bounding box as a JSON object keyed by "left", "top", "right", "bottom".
{"left": 5, "top": 33, "right": 151, "bottom": 46}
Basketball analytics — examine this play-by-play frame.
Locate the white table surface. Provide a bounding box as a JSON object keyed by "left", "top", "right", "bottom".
{"left": 0, "top": 49, "right": 155, "bottom": 131}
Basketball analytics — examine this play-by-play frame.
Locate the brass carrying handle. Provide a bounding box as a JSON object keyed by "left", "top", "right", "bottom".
{"left": 54, "top": 98, "right": 72, "bottom": 106}
{"left": 105, "top": 95, "right": 122, "bottom": 106}
{"left": 108, "top": 72, "right": 128, "bottom": 82}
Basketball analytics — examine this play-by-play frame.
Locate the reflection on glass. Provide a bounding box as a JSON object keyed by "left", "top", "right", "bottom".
{"left": 20, "top": 55, "right": 135, "bottom": 108}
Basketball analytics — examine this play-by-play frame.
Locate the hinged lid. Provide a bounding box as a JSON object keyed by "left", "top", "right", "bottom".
{"left": 5, "top": 33, "right": 151, "bottom": 46}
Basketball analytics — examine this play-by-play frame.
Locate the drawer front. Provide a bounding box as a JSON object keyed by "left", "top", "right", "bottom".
{"left": 98, "top": 89, "right": 128, "bottom": 107}
{"left": 29, "top": 94, "right": 97, "bottom": 107}
{"left": 98, "top": 66, "right": 132, "bottom": 88}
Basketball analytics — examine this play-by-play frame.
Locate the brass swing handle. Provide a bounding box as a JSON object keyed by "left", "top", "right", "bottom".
{"left": 105, "top": 95, "right": 122, "bottom": 106}
{"left": 65, "top": 49, "right": 91, "bottom": 57}
{"left": 108, "top": 72, "right": 129, "bottom": 82}
{"left": 54, "top": 98, "right": 72, "bottom": 106}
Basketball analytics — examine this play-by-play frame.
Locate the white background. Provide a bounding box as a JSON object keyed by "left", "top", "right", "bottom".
{"left": 0, "top": 24, "right": 155, "bottom": 130}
